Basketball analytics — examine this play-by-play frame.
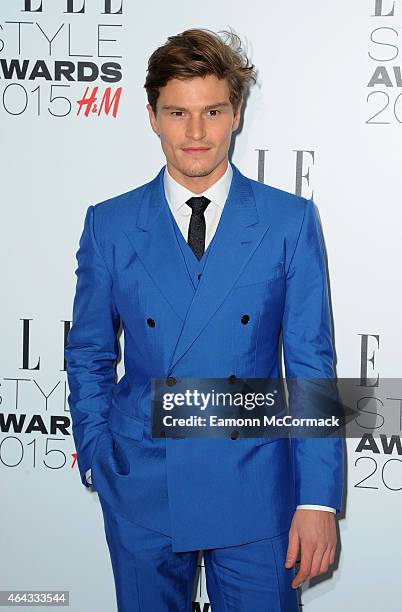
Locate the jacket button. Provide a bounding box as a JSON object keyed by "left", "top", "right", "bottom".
{"left": 230, "top": 430, "right": 239, "bottom": 440}
{"left": 241, "top": 314, "right": 250, "bottom": 324}
{"left": 166, "top": 376, "right": 177, "bottom": 386}
{"left": 198, "top": 273, "right": 202, "bottom": 279}
{"left": 147, "top": 318, "right": 155, "bottom": 327}
{"left": 228, "top": 374, "right": 236, "bottom": 383}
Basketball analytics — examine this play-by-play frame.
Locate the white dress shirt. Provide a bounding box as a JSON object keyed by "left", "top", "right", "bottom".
{"left": 85, "top": 162, "right": 336, "bottom": 514}
{"left": 163, "top": 160, "right": 233, "bottom": 250}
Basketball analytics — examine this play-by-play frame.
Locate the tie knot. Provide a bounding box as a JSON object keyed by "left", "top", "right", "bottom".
{"left": 186, "top": 196, "right": 211, "bottom": 216}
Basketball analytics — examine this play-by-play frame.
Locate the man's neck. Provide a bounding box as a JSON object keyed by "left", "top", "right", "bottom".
{"left": 166, "top": 158, "right": 229, "bottom": 194}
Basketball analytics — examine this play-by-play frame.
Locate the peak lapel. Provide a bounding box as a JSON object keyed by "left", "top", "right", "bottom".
{"left": 167, "top": 163, "right": 272, "bottom": 373}
{"left": 123, "top": 167, "right": 195, "bottom": 323}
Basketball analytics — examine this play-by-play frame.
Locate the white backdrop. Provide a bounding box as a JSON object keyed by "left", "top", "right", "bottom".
{"left": 1, "top": 1, "right": 401, "bottom": 610}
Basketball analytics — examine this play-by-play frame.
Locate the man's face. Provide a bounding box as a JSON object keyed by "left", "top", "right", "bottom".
{"left": 147, "top": 74, "right": 242, "bottom": 185}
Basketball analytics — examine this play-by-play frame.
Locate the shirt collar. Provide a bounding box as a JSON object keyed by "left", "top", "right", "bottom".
{"left": 163, "top": 161, "right": 233, "bottom": 215}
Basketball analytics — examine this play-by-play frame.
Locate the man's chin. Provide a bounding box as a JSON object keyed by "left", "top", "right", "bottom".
{"left": 177, "top": 162, "right": 216, "bottom": 178}
{"left": 182, "top": 169, "right": 212, "bottom": 178}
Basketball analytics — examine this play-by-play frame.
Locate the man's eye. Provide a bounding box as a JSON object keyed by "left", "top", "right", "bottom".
{"left": 208, "top": 110, "right": 220, "bottom": 116}
{"left": 171, "top": 111, "right": 184, "bottom": 117}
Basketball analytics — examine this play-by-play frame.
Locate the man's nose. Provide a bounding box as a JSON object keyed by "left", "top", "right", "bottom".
{"left": 185, "top": 116, "right": 206, "bottom": 140}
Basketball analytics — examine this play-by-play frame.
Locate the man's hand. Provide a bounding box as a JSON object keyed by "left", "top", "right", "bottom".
{"left": 285, "top": 509, "right": 337, "bottom": 589}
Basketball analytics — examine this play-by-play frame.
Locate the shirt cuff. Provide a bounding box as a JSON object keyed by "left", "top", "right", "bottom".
{"left": 296, "top": 504, "right": 336, "bottom": 513}
{"left": 85, "top": 468, "right": 92, "bottom": 485}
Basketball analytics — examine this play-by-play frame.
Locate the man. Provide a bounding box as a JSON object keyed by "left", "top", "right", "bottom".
{"left": 65, "top": 28, "right": 344, "bottom": 612}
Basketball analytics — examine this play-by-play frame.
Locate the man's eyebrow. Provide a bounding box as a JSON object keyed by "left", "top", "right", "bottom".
{"left": 204, "top": 102, "right": 231, "bottom": 110}
{"left": 161, "top": 101, "right": 231, "bottom": 111}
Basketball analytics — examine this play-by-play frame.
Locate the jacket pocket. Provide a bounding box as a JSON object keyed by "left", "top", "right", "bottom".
{"left": 253, "top": 436, "right": 286, "bottom": 446}
{"left": 234, "top": 262, "right": 285, "bottom": 289}
{"left": 108, "top": 408, "right": 144, "bottom": 441}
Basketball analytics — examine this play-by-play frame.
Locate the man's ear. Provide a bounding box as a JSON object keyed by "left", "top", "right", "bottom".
{"left": 232, "top": 99, "right": 243, "bottom": 132}
{"left": 146, "top": 103, "right": 159, "bottom": 136}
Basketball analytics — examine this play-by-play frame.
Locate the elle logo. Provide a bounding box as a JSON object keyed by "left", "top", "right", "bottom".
{"left": 21, "top": 0, "right": 123, "bottom": 14}
{"left": 372, "top": 0, "right": 396, "bottom": 16}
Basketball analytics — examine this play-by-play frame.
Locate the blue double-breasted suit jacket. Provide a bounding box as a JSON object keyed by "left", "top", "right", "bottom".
{"left": 65, "top": 161, "right": 344, "bottom": 553}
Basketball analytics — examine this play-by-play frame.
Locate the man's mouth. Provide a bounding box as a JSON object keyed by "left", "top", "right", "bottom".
{"left": 181, "top": 147, "right": 211, "bottom": 153}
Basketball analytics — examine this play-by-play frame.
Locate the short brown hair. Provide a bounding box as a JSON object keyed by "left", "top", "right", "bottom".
{"left": 144, "top": 28, "right": 257, "bottom": 114}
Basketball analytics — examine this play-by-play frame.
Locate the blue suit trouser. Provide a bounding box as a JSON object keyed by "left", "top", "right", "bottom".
{"left": 98, "top": 494, "right": 300, "bottom": 612}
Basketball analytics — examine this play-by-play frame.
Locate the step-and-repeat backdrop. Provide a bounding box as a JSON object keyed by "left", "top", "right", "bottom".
{"left": 1, "top": 1, "right": 401, "bottom": 610}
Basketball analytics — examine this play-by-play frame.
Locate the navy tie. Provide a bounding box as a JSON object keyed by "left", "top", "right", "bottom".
{"left": 186, "top": 196, "right": 211, "bottom": 260}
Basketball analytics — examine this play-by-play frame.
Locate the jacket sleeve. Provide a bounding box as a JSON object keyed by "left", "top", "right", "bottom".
{"left": 65, "top": 205, "right": 120, "bottom": 488}
{"left": 282, "top": 198, "right": 344, "bottom": 513}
